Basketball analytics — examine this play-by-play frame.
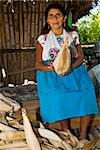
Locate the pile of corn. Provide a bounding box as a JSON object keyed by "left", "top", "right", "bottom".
{"left": 0, "top": 93, "right": 100, "bottom": 150}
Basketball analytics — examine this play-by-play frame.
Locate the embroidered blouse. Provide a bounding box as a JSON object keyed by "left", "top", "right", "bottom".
{"left": 37, "top": 31, "right": 80, "bottom": 62}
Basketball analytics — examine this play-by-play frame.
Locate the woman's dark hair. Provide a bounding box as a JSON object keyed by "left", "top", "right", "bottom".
{"left": 41, "top": 3, "right": 67, "bottom": 35}
{"left": 45, "top": 3, "right": 66, "bottom": 20}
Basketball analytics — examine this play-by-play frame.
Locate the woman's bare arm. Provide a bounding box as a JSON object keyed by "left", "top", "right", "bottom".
{"left": 35, "top": 41, "right": 53, "bottom": 71}
{"left": 71, "top": 44, "right": 84, "bottom": 69}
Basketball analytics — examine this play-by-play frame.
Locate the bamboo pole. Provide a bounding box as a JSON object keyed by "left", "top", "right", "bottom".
{"left": 8, "top": 4, "right": 16, "bottom": 48}
{"left": 3, "top": 4, "right": 11, "bottom": 48}
{"left": 19, "top": 1, "right": 23, "bottom": 49}
{"left": 1, "top": 3, "right": 6, "bottom": 49}
{"left": 14, "top": 1, "right": 19, "bottom": 49}
{"left": 23, "top": 2, "right": 28, "bottom": 47}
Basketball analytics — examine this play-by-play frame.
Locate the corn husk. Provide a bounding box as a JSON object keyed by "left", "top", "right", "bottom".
{"left": 0, "top": 93, "right": 21, "bottom": 112}
{"left": 22, "top": 108, "right": 41, "bottom": 150}
{"left": 83, "top": 137, "right": 100, "bottom": 150}
{"left": 0, "top": 131, "right": 25, "bottom": 141}
{"left": 53, "top": 37, "right": 71, "bottom": 75}
{"left": 0, "top": 123, "right": 16, "bottom": 131}
{"left": 38, "top": 128, "right": 62, "bottom": 142}
{"left": 0, "top": 99, "right": 13, "bottom": 112}
{"left": 0, "top": 141, "right": 27, "bottom": 149}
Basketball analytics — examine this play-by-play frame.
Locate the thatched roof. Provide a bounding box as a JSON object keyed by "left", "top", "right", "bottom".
{"left": 45, "top": 0, "right": 98, "bottom": 22}
{"left": 0, "top": 0, "right": 98, "bottom": 22}
{"left": 63, "top": 0, "right": 98, "bottom": 22}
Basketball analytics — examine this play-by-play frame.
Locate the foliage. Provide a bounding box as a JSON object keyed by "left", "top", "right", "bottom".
{"left": 77, "top": 8, "right": 100, "bottom": 44}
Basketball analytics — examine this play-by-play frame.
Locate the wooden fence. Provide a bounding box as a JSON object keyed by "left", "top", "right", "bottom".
{"left": 0, "top": 1, "right": 66, "bottom": 49}
{"left": 0, "top": 48, "right": 36, "bottom": 85}
{"left": 0, "top": 1, "right": 64, "bottom": 85}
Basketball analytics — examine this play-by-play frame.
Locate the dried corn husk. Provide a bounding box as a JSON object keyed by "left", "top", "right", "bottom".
{"left": 22, "top": 108, "right": 41, "bottom": 150}
{"left": 83, "top": 137, "right": 100, "bottom": 150}
{"left": 53, "top": 37, "right": 71, "bottom": 75}
{"left": 0, "top": 99, "right": 13, "bottom": 112}
{"left": 0, "top": 93, "right": 21, "bottom": 112}
{"left": 38, "top": 128, "right": 62, "bottom": 142}
{"left": 41, "top": 144, "right": 60, "bottom": 150}
{"left": 6, "top": 116, "right": 22, "bottom": 124}
{"left": 3, "top": 146, "right": 30, "bottom": 150}
{"left": 38, "top": 128, "right": 73, "bottom": 150}
{"left": 39, "top": 121, "right": 45, "bottom": 129}
{"left": 0, "top": 140, "right": 5, "bottom": 145}
{"left": 75, "top": 139, "right": 89, "bottom": 149}
{"left": 66, "top": 129, "right": 79, "bottom": 147}
{"left": 0, "top": 141, "right": 27, "bottom": 149}
{"left": 0, "top": 123, "right": 16, "bottom": 131}
{"left": 0, "top": 131, "right": 25, "bottom": 141}
{"left": 3, "top": 147, "right": 30, "bottom": 150}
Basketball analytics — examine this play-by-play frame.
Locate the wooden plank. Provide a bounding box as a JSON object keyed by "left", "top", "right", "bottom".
{"left": 3, "top": 4, "right": 11, "bottom": 48}
{"left": 31, "top": 1, "right": 36, "bottom": 45}
{"left": 8, "top": 4, "right": 16, "bottom": 48}
{"left": 0, "top": 3, "right": 2, "bottom": 49}
{"left": 1, "top": 3, "right": 6, "bottom": 49}
{"left": 23, "top": 2, "right": 28, "bottom": 47}
{"left": 34, "top": 2, "right": 39, "bottom": 41}
{"left": 7, "top": 67, "right": 36, "bottom": 75}
{"left": 39, "top": 1, "right": 43, "bottom": 34}
{"left": 14, "top": 1, "right": 19, "bottom": 49}
{"left": 15, "top": 51, "right": 21, "bottom": 84}
{"left": 21, "top": 51, "right": 24, "bottom": 83}
{"left": 27, "top": 2, "right": 32, "bottom": 48}
{"left": 43, "top": 1, "right": 47, "bottom": 27}
{"left": 81, "top": 45, "right": 94, "bottom": 48}
{"left": 19, "top": 2, "right": 23, "bottom": 48}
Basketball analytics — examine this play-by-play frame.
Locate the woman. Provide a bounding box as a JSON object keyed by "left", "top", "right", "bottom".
{"left": 35, "top": 3, "right": 98, "bottom": 139}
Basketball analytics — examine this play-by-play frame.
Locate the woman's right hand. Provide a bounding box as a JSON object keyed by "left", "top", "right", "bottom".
{"left": 35, "top": 62, "right": 54, "bottom": 72}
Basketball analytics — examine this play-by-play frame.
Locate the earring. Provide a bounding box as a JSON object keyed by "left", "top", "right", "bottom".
{"left": 63, "top": 22, "right": 66, "bottom": 28}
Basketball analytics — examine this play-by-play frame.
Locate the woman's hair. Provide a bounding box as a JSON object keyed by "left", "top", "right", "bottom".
{"left": 41, "top": 3, "right": 67, "bottom": 35}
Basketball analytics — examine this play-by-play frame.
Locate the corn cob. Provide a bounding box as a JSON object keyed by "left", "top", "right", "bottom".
{"left": 0, "top": 123, "right": 16, "bottom": 131}
{"left": 0, "top": 93, "right": 21, "bottom": 112}
{"left": 0, "top": 141, "right": 27, "bottom": 149}
{"left": 38, "top": 128, "right": 62, "bottom": 142}
{"left": 22, "top": 108, "right": 41, "bottom": 150}
{"left": 0, "top": 131, "right": 25, "bottom": 141}
{"left": 0, "top": 99, "right": 13, "bottom": 112}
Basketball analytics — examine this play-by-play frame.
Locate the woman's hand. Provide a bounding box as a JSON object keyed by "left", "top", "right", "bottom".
{"left": 48, "top": 61, "right": 54, "bottom": 71}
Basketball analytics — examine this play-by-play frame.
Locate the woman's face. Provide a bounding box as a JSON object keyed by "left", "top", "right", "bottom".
{"left": 47, "top": 8, "right": 66, "bottom": 31}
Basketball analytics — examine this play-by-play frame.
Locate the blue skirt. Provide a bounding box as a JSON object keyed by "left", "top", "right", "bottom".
{"left": 36, "top": 65, "right": 99, "bottom": 123}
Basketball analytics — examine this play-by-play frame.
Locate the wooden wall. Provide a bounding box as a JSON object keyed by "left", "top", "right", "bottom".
{"left": 0, "top": 1, "right": 48, "bottom": 84}
{"left": 0, "top": 1, "right": 47, "bottom": 49}
{"left": 0, "top": 48, "right": 36, "bottom": 85}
